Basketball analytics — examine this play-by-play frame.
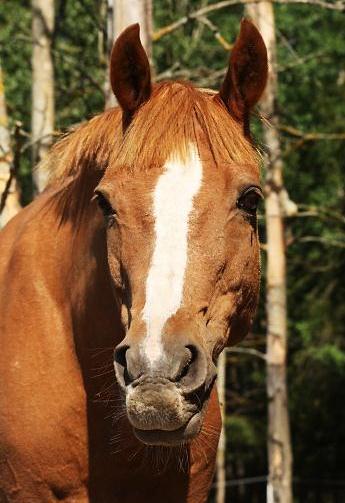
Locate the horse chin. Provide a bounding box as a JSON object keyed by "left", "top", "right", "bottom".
{"left": 132, "top": 410, "right": 204, "bottom": 446}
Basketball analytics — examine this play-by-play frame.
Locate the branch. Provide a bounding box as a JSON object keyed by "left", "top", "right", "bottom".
{"left": 154, "top": 65, "right": 227, "bottom": 87}
{"left": 295, "top": 236, "right": 345, "bottom": 248}
{"left": 54, "top": 48, "right": 105, "bottom": 95}
{"left": 152, "top": 0, "right": 345, "bottom": 41}
{"left": 20, "top": 131, "right": 61, "bottom": 155}
{"left": 197, "top": 16, "right": 233, "bottom": 51}
{"left": 77, "top": 0, "right": 106, "bottom": 35}
{"left": 226, "top": 347, "right": 267, "bottom": 361}
{"left": 0, "top": 122, "right": 22, "bottom": 215}
{"left": 0, "top": 125, "right": 64, "bottom": 216}
{"left": 279, "top": 124, "right": 345, "bottom": 141}
{"left": 277, "top": 50, "right": 328, "bottom": 72}
{"left": 297, "top": 204, "right": 345, "bottom": 224}
{"left": 279, "top": 124, "right": 345, "bottom": 156}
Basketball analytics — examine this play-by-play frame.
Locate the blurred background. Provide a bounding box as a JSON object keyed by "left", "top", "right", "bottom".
{"left": 0, "top": 1, "right": 344, "bottom": 502}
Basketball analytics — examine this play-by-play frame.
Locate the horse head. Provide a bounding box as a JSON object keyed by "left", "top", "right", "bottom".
{"left": 94, "top": 21, "right": 267, "bottom": 446}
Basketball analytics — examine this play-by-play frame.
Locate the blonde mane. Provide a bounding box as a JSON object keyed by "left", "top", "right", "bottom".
{"left": 45, "top": 81, "right": 259, "bottom": 222}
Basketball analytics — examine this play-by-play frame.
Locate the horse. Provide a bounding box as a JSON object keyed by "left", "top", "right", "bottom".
{"left": 0, "top": 19, "right": 267, "bottom": 503}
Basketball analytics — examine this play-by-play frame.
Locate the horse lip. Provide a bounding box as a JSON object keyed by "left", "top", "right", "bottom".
{"left": 133, "top": 410, "right": 203, "bottom": 446}
{"left": 128, "top": 374, "right": 216, "bottom": 445}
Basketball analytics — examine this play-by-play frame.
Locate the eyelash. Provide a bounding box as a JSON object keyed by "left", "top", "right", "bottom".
{"left": 94, "top": 191, "right": 117, "bottom": 226}
{"left": 93, "top": 186, "right": 263, "bottom": 226}
{"left": 236, "top": 186, "right": 263, "bottom": 215}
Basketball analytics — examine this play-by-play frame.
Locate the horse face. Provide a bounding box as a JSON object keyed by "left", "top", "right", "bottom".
{"left": 95, "top": 21, "right": 267, "bottom": 446}
{"left": 97, "top": 142, "right": 262, "bottom": 445}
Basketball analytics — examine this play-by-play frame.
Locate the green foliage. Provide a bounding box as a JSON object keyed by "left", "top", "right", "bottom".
{"left": 0, "top": 0, "right": 32, "bottom": 199}
{"left": 53, "top": 0, "right": 105, "bottom": 128}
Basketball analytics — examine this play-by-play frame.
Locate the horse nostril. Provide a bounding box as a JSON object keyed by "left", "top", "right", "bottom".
{"left": 114, "top": 344, "right": 129, "bottom": 369}
{"left": 176, "top": 344, "right": 199, "bottom": 382}
{"left": 114, "top": 344, "right": 134, "bottom": 387}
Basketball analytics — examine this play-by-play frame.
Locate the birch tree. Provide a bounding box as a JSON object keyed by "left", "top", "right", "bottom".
{"left": 31, "top": 0, "right": 55, "bottom": 192}
{"left": 216, "top": 350, "right": 226, "bottom": 503}
{"left": 246, "top": 4, "right": 294, "bottom": 502}
{"left": 0, "top": 62, "right": 21, "bottom": 228}
{"left": 104, "top": 0, "right": 152, "bottom": 109}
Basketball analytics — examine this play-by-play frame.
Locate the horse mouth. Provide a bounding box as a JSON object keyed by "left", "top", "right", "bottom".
{"left": 128, "top": 375, "right": 216, "bottom": 446}
{"left": 133, "top": 410, "right": 203, "bottom": 446}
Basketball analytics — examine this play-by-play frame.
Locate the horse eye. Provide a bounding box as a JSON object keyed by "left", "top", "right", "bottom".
{"left": 94, "top": 191, "right": 116, "bottom": 225}
{"left": 237, "top": 187, "right": 263, "bottom": 215}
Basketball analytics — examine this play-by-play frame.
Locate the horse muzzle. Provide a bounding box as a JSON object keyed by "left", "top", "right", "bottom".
{"left": 113, "top": 336, "right": 217, "bottom": 445}
{"left": 125, "top": 375, "right": 214, "bottom": 446}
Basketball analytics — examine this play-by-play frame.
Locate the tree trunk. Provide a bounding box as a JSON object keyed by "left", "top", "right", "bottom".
{"left": 104, "top": 0, "right": 153, "bottom": 109}
{"left": 0, "top": 62, "right": 21, "bottom": 228}
{"left": 31, "top": 0, "right": 55, "bottom": 193}
{"left": 246, "top": 4, "right": 293, "bottom": 503}
{"left": 216, "top": 350, "right": 226, "bottom": 503}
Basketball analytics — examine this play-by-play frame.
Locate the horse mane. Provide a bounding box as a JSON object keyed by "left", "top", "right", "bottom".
{"left": 44, "top": 81, "right": 259, "bottom": 223}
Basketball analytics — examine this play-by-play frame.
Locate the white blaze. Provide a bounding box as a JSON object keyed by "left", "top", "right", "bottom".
{"left": 142, "top": 145, "right": 203, "bottom": 365}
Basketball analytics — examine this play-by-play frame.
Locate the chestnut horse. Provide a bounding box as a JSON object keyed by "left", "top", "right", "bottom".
{"left": 0, "top": 20, "right": 267, "bottom": 503}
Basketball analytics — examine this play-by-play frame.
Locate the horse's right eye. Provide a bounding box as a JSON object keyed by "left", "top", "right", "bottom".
{"left": 94, "top": 191, "right": 116, "bottom": 226}
{"left": 237, "top": 186, "right": 263, "bottom": 216}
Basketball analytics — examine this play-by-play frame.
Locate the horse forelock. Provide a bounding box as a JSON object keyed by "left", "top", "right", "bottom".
{"left": 44, "top": 81, "right": 260, "bottom": 223}
{"left": 112, "top": 82, "right": 259, "bottom": 169}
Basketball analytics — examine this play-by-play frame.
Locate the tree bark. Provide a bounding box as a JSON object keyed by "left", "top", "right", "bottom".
{"left": 104, "top": 0, "right": 153, "bottom": 109}
{"left": 216, "top": 350, "right": 226, "bottom": 503}
{"left": 246, "top": 4, "right": 293, "bottom": 503}
{"left": 0, "top": 62, "right": 21, "bottom": 228}
{"left": 31, "top": 0, "right": 55, "bottom": 192}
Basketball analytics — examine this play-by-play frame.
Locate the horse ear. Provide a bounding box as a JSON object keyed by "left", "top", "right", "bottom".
{"left": 110, "top": 24, "right": 151, "bottom": 124}
{"left": 219, "top": 19, "right": 268, "bottom": 135}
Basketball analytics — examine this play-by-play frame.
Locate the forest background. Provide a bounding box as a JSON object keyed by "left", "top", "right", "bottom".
{"left": 0, "top": 1, "right": 345, "bottom": 502}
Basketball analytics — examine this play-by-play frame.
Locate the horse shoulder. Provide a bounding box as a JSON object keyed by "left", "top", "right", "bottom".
{"left": 0, "top": 196, "right": 89, "bottom": 502}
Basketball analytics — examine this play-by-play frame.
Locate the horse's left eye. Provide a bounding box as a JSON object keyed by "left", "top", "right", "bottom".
{"left": 94, "top": 191, "right": 116, "bottom": 225}
{"left": 237, "top": 187, "right": 263, "bottom": 215}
